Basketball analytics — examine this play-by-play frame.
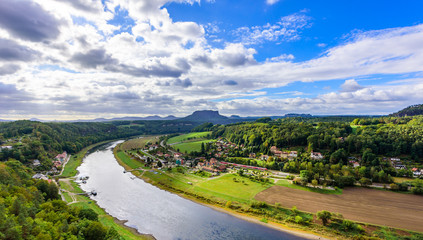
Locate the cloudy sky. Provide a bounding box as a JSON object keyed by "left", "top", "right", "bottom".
{"left": 1, "top": 0, "right": 423, "bottom": 120}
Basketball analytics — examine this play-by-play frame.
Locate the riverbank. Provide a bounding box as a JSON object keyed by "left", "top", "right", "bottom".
{"left": 59, "top": 140, "right": 154, "bottom": 240}
{"left": 113, "top": 143, "right": 332, "bottom": 240}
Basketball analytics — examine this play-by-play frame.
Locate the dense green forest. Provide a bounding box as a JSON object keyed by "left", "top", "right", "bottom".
{"left": 0, "top": 120, "right": 198, "bottom": 170}
{"left": 205, "top": 116, "right": 423, "bottom": 188}
{"left": 390, "top": 104, "right": 423, "bottom": 117}
{"left": 0, "top": 160, "right": 120, "bottom": 239}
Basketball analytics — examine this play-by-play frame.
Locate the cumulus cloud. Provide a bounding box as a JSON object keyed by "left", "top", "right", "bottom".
{"left": 340, "top": 79, "right": 364, "bottom": 92}
{"left": 1, "top": 0, "right": 423, "bottom": 119}
{"left": 0, "top": 0, "right": 61, "bottom": 42}
{"left": 71, "top": 49, "right": 117, "bottom": 69}
{"left": 0, "top": 64, "right": 21, "bottom": 76}
{"left": 0, "top": 39, "right": 40, "bottom": 62}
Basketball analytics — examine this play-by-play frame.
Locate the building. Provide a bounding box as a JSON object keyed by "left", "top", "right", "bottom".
{"left": 55, "top": 151, "right": 67, "bottom": 163}
{"left": 33, "top": 159, "right": 41, "bottom": 167}
{"left": 310, "top": 151, "right": 323, "bottom": 160}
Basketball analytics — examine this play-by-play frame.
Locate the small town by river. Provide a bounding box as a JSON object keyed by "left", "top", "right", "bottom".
{"left": 76, "top": 141, "right": 307, "bottom": 240}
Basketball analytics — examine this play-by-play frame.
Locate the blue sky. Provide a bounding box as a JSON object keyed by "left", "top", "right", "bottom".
{"left": 1, "top": 0, "right": 423, "bottom": 120}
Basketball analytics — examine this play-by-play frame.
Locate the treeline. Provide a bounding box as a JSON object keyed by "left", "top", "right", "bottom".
{"left": 211, "top": 116, "right": 423, "bottom": 162}
{"left": 0, "top": 120, "right": 200, "bottom": 169}
{"left": 0, "top": 160, "right": 120, "bottom": 239}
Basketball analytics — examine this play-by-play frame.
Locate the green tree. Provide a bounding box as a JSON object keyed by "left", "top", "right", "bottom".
{"left": 317, "top": 210, "right": 332, "bottom": 226}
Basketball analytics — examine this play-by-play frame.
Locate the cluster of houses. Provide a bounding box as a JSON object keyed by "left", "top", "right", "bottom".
{"left": 52, "top": 151, "right": 68, "bottom": 170}
{"left": 197, "top": 157, "right": 227, "bottom": 173}
{"left": 269, "top": 146, "right": 298, "bottom": 159}
{"left": 412, "top": 168, "right": 423, "bottom": 177}
{"left": 388, "top": 157, "right": 406, "bottom": 170}
{"left": 213, "top": 139, "right": 239, "bottom": 158}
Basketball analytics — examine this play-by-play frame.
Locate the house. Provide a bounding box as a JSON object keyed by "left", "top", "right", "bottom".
{"left": 270, "top": 146, "right": 278, "bottom": 153}
{"left": 32, "top": 173, "right": 48, "bottom": 180}
{"left": 0, "top": 145, "right": 13, "bottom": 151}
{"left": 217, "top": 165, "right": 227, "bottom": 172}
{"left": 289, "top": 151, "right": 298, "bottom": 158}
{"left": 210, "top": 158, "right": 218, "bottom": 165}
{"left": 55, "top": 151, "right": 67, "bottom": 163}
{"left": 310, "top": 151, "right": 323, "bottom": 160}
{"left": 53, "top": 160, "right": 62, "bottom": 168}
{"left": 174, "top": 153, "right": 183, "bottom": 159}
{"left": 412, "top": 168, "right": 421, "bottom": 177}
{"left": 249, "top": 153, "right": 256, "bottom": 158}
{"left": 261, "top": 155, "right": 269, "bottom": 161}
{"left": 33, "top": 159, "right": 41, "bottom": 167}
{"left": 352, "top": 161, "right": 360, "bottom": 168}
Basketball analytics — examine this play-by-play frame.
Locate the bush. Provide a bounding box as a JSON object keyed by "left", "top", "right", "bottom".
{"left": 341, "top": 220, "right": 355, "bottom": 231}
{"left": 250, "top": 201, "right": 268, "bottom": 209}
{"left": 390, "top": 183, "right": 399, "bottom": 191}
{"left": 317, "top": 210, "right": 332, "bottom": 226}
{"left": 225, "top": 201, "right": 232, "bottom": 208}
{"left": 294, "top": 216, "right": 303, "bottom": 224}
{"left": 79, "top": 208, "right": 98, "bottom": 221}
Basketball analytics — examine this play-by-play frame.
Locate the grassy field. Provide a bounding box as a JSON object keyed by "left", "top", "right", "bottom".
{"left": 116, "top": 151, "right": 145, "bottom": 169}
{"left": 61, "top": 140, "right": 111, "bottom": 178}
{"left": 393, "top": 177, "right": 414, "bottom": 183}
{"left": 275, "top": 179, "right": 343, "bottom": 195}
{"left": 121, "top": 136, "right": 161, "bottom": 151}
{"left": 195, "top": 174, "right": 273, "bottom": 203}
{"left": 173, "top": 139, "right": 216, "bottom": 153}
{"left": 167, "top": 132, "right": 211, "bottom": 144}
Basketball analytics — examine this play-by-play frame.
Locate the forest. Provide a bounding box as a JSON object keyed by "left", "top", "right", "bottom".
{"left": 203, "top": 116, "right": 423, "bottom": 188}
{"left": 0, "top": 120, "right": 199, "bottom": 170}
{"left": 0, "top": 160, "right": 120, "bottom": 239}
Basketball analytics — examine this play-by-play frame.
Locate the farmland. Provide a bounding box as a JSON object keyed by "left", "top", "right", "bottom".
{"left": 255, "top": 186, "right": 423, "bottom": 232}
{"left": 166, "top": 131, "right": 211, "bottom": 144}
{"left": 120, "top": 136, "right": 161, "bottom": 151}
{"left": 173, "top": 139, "right": 216, "bottom": 153}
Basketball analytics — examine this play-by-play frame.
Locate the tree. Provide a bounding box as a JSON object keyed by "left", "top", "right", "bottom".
{"left": 157, "top": 161, "right": 162, "bottom": 168}
{"left": 83, "top": 221, "right": 107, "bottom": 240}
{"left": 317, "top": 210, "right": 332, "bottom": 226}
{"left": 359, "top": 177, "right": 371, "bottom": 187}
{"left": 79, "top": 208, "right": 98, "bottom": 221}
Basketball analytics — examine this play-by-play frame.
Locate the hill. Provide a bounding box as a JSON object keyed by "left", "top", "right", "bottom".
{"left": 391, "top": 104, "right": 423, "bottom": 117}
{"left": 180, "top": 110, "right": 229, "bottom": 124}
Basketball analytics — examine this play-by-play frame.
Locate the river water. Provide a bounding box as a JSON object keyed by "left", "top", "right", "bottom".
{"left": 77, "top": 141, "right": 306, "bottom": 240}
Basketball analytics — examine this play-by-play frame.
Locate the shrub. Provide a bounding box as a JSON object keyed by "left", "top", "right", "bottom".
{"left": 225, "top": 201, "right": 232, "bottom": 208}
{"left": 390, "top": 183, "right": 399, "bottom": 191}
{"left": 341, "top": 220, "right": 355, "bottom": 231}
{"left": 317, "top": 210, "right": 332, "bottom": 226}
{"left": 294, "top": 216, "right": 304, "bottom": 224}
{"left": 250, "top": 201, "right": 268, "bottom": 209}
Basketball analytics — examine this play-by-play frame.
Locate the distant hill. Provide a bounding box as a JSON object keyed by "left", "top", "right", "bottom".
{"left": 284, "top": 113, "right": 313, "bottom": 118}
{"left": 71, "top": 115, "right": 178, "bottom": 122}
{"left": 390, "top": 104, "right": 423, "bottom": 117}
{"left": 180, "top": 110, "right": 229, "bottom": 124}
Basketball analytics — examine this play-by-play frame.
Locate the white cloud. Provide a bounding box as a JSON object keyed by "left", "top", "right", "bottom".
{"left": 233, "top": 12, "right": 311, "bottom": 45}
{"left": 1, "top": 0, "right": 423, "bottom": 119}
{"left": 340, "top": 79, "right": 364, "bottom": 92}
{"left": 266, "top": 0, "right": 281, "bottom": 5}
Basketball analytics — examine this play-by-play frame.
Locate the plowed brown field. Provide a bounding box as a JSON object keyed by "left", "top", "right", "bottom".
{"left": 255, "top": 186, "right": 423, "bottom": 232}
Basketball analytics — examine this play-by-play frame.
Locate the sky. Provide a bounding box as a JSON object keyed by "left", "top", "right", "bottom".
{"left": 1, "top": 0, "right": 423, "bottom": 120}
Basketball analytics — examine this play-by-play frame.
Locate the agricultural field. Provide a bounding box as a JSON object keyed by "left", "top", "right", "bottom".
{"left": 194, "top": 173, "right": 273, "bottom": 203}
{"left": 120, "top": 136, "right": 161, "bottom": 150}
{"left": 255, "top": 186, "right": 423, "bottom": 232}
{"left": 167, "top": 132, "right": 211, "bottom": 144}
{"left": 173, "top": 139, "right": 216, "bottom": 153}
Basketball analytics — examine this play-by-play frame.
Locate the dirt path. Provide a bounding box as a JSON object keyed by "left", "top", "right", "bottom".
{"left": 255, "top": 186, "right": 423, "bottom": 232}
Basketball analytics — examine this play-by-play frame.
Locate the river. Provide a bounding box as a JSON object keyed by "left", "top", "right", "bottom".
{"left": 76, "top": 141, "right": 307, "bottom": 240}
